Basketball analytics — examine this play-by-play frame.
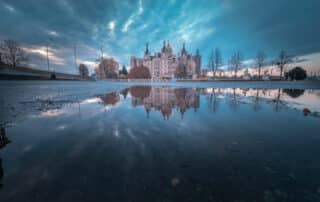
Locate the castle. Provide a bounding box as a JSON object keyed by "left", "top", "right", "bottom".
{"left": 130, "top": 41, "right": 201, "bottom": 79}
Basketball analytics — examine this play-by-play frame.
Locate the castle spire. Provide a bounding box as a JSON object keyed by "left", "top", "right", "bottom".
{"left": 181, "top": 42, "right": 187, "bottom": 55}
{"left": 145, "top": 42, "right": 149, "bottom": 55}
{"left": 162, "top": 40, "right": 166, "bottom": 53}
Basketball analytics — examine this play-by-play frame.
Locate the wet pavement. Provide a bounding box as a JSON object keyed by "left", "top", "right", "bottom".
{"left": 0, "top": 81, "right": 320, "bottom": 202}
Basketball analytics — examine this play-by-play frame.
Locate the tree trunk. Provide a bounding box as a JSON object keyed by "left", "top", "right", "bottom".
{"left": 280, "top": 66, "right": 283, "bottom": 80}
{"left": 258, "top": 66, "right": 261, "bottom": 80}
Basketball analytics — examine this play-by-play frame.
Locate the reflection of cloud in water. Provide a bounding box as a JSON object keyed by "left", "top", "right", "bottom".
{"left": 113, "top": 124, "right": 120, "bottom": 137}
{"left": 126, "top": 128, "right": 136, "bottom": 141}
{"left": 23, "top": 145, "right": 33, "bottom": 152}
{"left": 80, "top": 97, "right": 103, "bottom": 104}
{"left": 40, "top": 109, "right": 64, "bottom": 117}
{"left": 57, "top": 125, "right": 67, "bottom": 130}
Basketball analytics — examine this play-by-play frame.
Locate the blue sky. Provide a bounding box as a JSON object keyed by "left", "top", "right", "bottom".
{"left": 0, "top": 0, "right": 319, "bottom": 74}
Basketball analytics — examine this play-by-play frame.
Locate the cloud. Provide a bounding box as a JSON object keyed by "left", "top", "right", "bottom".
{"left": 121, "top": 0, "right": 144, "bottom": 32}
{"left": 138, "top": 0, "right": 144, "bottom": 15}
{"left": 22, "top": 45, "right": 65, "bottom": 66}
{"left": 3, "top": 3, "right": 16, "bottom": 13}
{"left": 48, "top": 30, "right": 60, "bottom": 37}
{"left": 122, "top": 18, "right": 134, "bottom": 32}
{"left": 108, "top": 21, "right": 116, "bottom": 31}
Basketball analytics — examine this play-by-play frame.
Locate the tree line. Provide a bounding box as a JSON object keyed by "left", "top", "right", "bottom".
{"left": 207, "top": 48, "right": 307, "bottom": 80}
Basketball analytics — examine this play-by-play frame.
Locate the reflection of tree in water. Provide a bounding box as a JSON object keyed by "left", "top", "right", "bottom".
{"left": 0, "top": 127, "right": 11, "bottom": 189}
{"left": 207, "top": 89, "right": 219, "bottom": 112}
{"left": 253, "top": 89, "right": 262, "bottom": 111}
{"left": 242, "top": 88, "right": 249, "bottom": 97}
{"left": 283, "top": 89, "right": 305, "bottom": 98}
{"left": 120, "top": 88, "right": 129, "bottom": 99}
{"left": 228, "top": 88, "right": 239, "bottom": 111}
{"left": 129, "top": 86, "right": 151, "bottom": 99}
{"left": 273, "top": 88, "right": 283, "bottom": 112}
{"left": 98, "top": 92, "right": 120, "bottom": 106}
{"left": 129, "top": 86, "right": 152, "bottom": 107}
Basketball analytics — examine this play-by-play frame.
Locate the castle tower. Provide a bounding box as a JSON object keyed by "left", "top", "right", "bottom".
{"left": 194, "top": 48, "right": 201, "bottom": 74}
{"left": 166, "top": 41, "right": 173, "bottom": 56}
{"left": 181, "top": 42, "right": 187, "bottom": 56}
{"left": 144, "top": 43, "right": 150, "bottom": 60}
{"left": 145, "top": 43, "right": 149, "bottom": 55}
{"left": 161, "top": 40, "right": 166, "bottom": 53}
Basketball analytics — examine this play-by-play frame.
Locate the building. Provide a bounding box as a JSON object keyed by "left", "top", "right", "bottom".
{"left": 130, "top": 41, "right": 201, "bottom": 79}
{"left": 95, "top": 58, "right": 119, "bottom": 79}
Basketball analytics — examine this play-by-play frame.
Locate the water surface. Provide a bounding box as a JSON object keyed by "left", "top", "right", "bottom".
{"left": 1, "top": 85, "right": 320, "bottom": 202}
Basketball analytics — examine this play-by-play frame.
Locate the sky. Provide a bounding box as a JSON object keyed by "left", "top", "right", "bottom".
{"left": 0, "top": 0, "right": 320, "bottom": 74}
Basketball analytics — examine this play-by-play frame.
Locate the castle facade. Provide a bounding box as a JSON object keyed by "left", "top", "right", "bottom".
{"left": 130, "top": 41, "right": 201, "bottom": 79}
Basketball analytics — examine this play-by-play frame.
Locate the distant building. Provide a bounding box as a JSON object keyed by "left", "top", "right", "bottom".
{"left": 95, "top": 58, "right": 119, "bottom": 79}
{"left": 131, "top": 41, "right": 201, "bottom": 79}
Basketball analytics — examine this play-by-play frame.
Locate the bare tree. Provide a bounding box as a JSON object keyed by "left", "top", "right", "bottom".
{"left": 208, "top": 49, "right": 214, "bottom": 79}
{"left": 0, "top": 39, "right": 28, "bottom": 67}
{"left": 256, "top": 51, "right": 266, "bottom": 80}
{"left": 276, "top": 50, "right": 292, "bottom": 80}
{"left": 214, "top": 48, "right": 222, "bottom": 79}
{"left": 229, "top": 51, "right": 243, "bottom": 78}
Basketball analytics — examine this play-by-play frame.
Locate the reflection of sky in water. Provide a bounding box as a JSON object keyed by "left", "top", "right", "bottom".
{"left": 0, "top": 86, "right": 320, "bottom": 202}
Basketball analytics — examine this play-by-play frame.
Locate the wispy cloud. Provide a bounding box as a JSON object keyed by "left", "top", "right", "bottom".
{"left": 122, "top": 0, "right": 144, "bottom": 32}
{"left": 3, "top": 3, "right": 16, "bottom": 13}
{"left": 122, "top": 18, "right": 134, "bottom": 32}
{"left": 47, "top": 30, "right": 60, "bottom": 37}
{"left": 138, "top": 0, "right": 144, "bottom": 15}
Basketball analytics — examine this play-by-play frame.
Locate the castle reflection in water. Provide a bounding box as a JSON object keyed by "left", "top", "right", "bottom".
{"left": 131, "top": 86, "right": 200, "bottom": 119}
{"left": 96, "top": 86, "right": 319, "bottom": 120}
{"left": 98, "top": 86, "right": 200, "bottom": 119}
